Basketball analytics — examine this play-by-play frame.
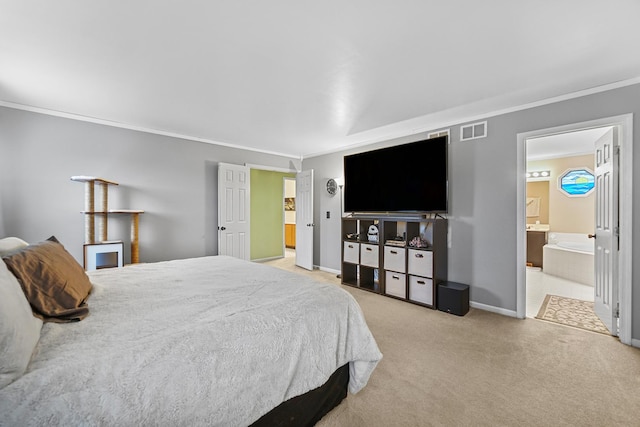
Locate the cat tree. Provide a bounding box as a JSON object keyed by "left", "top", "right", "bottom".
{"left": 71, "top": 176, "right": 144, "bottom": 268}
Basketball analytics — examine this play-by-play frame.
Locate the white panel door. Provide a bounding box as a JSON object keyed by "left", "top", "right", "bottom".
{"left": 593, "top": 128, "right": 617, "bottom": 335}
{"left": 218, "top": 163, "right": 250, "bottom": 260}
{"left": 296, "top": 169, "right": 314, "bottom": 270}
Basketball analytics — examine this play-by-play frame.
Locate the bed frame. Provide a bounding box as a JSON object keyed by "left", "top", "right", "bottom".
{"left": 251, "top": 364, "right": 349, "bottom": 426}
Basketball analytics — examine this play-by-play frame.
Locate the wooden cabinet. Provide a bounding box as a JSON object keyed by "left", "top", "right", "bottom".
{"left": 341, "top": 215, "right": 447, "bottom": 308}
{"left": 285, "top": 223, "right": 296, "bottom": 248}
{"left": 526, "top": 230, "right": 547, "bottom": 268}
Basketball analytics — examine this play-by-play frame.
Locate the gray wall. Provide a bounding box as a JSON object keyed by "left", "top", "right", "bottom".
{"left": 2, "top": 83, "right": 639, "bottom": 343}
{"left": 304, "top": 83, "right": 640, "bottom": 342}
{"left": 0, "top": 107, "right": 295, "bottom": 263}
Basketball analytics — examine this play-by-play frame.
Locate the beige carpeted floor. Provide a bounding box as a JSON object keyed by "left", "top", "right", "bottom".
{"left": 262, "top": 257, "right": 640, "bottom": 426}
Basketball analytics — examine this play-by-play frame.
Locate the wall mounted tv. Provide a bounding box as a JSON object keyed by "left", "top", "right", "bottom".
{"left": 343, "top": 136, "right": 448, "bottom": 213}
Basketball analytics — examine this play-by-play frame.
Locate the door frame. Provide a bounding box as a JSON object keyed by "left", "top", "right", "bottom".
{"left": 515, "top": 114, "right": 633, "bottom": 345}
{"left": 244, "top": 163, "right": 301, "bottom": 262}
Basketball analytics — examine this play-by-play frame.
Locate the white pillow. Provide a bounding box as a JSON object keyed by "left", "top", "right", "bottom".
{"left": 0, "top": 237, "right": 29, "bottom": 256}
{"left": 0, "top": 253, "right": 43, "bottom": 388}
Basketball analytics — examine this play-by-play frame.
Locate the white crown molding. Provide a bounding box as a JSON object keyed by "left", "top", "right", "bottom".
{"left": 245, "top": 163, "right": 299, "bottom": 173}
{"left": 304, "top": 75, "right": 640, "bottom": 158}
{"left": 2, "top": 75, "right": 639, "bottom": 160}
{"left": 0, "top": 100, "right": 300, "bottom": 160}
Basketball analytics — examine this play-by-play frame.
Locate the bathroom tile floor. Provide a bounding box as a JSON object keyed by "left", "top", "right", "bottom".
{"left": 526, "top": 267, "right": 594, "bottom": 318}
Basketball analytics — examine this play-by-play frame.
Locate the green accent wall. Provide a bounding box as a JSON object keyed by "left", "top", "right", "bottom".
{"left": 250, "top": 170, "right": 296, "bottom": 260}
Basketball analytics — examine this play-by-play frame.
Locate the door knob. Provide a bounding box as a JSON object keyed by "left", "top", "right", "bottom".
{"left": 219, "top": 226, "right": 226, "bottom": 231}
{"left": 588, "top": 234, "right": 596, "bottom": 239}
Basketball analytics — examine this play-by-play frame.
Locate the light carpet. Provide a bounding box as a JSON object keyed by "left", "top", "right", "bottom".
{"left": 262, "top": 257, "right": 640, "bottom": 426}
{"left": 535, "top": 294, "right": 609, "bottom": 335}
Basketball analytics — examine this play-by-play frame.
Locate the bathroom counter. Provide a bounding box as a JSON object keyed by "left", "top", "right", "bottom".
{"left": 526, "top": 224, "right": 550, "bottom": 232}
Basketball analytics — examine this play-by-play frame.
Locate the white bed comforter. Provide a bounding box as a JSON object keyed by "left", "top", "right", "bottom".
{"left": 0, "top": 256, "right": 382, "bottom": 426}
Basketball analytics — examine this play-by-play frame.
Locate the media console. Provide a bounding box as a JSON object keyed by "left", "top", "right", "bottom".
{"left": 341, "top": 215, "right": 447, "bottom": 309}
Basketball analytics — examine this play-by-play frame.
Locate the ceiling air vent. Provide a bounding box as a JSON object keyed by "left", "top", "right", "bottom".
{"left": 460, "top": 121, "right": 487, "bottom": 141}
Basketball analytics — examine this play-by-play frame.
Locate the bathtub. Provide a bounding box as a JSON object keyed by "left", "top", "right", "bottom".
{"left": 542, "top": 232, "right": 594, "bottom": 286}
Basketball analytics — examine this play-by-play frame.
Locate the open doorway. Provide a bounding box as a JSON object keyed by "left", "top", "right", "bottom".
{"left": 284, "top": 177, "right": 296, "bottom": 259}
{"left": 516, "top": 114, "right": 633, "bottom": 345}
{"left": 524, "top": 128, "right": 606, "bottom": 321}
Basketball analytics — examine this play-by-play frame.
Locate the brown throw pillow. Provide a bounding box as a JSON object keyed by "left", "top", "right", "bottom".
{"left": 2, "top": 236, "right": 93, "bottom": 323}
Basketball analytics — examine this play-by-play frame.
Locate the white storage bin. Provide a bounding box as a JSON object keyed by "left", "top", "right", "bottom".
{"left": 343, "top": 241, "right": 360, "bottom": 264}
{"left": 384, "top": 246, "right": 406, "bottom": 273}
{"left": 409, "top": 275, "right": 433, "bottom": 306}
{"left": 407, "top": 249, "right": 433, "bottom": 278}
{"left": 360, "top": 244, "right": 379, "bottom": 268}
{"left": 385, "top": 271, "right": 406, "bottom": 298}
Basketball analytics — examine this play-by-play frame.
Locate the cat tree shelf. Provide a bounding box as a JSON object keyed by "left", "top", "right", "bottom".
{"left": 71, "top": 176, "right": 145, "bottom": 266}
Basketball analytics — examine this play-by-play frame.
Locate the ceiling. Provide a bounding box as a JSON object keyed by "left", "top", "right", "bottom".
{"left": 527, "top": 126, "right": 612, "bottom": 161}
{"left": 2, "top": 1, "right": 640, "bottom": 159}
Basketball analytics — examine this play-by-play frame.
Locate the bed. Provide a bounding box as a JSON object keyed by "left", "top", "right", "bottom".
{"left": 0, "top": 237, "right": 382, "bottom": 426}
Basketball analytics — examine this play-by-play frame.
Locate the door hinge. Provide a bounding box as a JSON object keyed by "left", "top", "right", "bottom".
{"left": 615, "top": 303, "right": 620, "bottom": 319}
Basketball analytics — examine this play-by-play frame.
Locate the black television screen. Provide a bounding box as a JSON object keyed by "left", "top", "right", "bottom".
{"left": 343, "top": 136, "right": 448, "bottom": 213}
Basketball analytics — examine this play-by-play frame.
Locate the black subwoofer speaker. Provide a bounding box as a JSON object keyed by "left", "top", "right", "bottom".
{"left": 437, "top": 281, "right": 469, "bottom": 316}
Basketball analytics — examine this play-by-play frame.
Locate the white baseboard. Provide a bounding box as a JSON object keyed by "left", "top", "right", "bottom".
{"left": 252, "top": 256, "right": 282, "bottom": 263}
{"left": 631, "top": 338, "right": 640, "bottom": 349}
{"left": 470, "top": 301, "right": 518, "bottom": 318}
{"left": 318, "top": 266, "right": 341, "bottom": 275}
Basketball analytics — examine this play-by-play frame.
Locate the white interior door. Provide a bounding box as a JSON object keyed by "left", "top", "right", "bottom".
{"left": 593, "top": 128, "right": 618, "bottom": 335}
{"left": 296, "top": 169, "right": 314, "bottom": 270}
{"left": 218, "top": 163, "right": 250, "bottom": 260}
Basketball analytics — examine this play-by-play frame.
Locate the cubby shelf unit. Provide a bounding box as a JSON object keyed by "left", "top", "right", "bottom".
{"left": 341, "top": 214, "right": 447, "bottom": 309}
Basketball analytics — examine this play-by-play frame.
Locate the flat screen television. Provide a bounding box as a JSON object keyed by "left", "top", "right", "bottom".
{"left": 343, "top": 136, "right": 448, "bottom": 213}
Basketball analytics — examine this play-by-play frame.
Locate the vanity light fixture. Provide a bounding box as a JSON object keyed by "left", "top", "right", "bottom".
{"left": 526, "top": 170, "right": 550, "bottom": 180}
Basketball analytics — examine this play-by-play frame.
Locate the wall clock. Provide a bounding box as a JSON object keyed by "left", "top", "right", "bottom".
{"left": 326, "top": 178, "right": 338, "bottom": 196}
